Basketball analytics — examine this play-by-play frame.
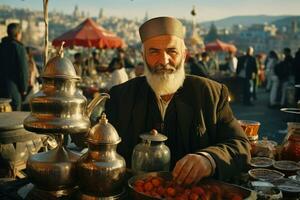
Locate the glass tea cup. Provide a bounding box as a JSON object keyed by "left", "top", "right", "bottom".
{"left": 238, "top": 120, "right": 261, "bottom": 141}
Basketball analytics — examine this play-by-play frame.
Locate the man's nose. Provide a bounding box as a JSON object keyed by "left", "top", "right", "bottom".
{"left": 158, "top": 52, "right": 170, "bottom": 65}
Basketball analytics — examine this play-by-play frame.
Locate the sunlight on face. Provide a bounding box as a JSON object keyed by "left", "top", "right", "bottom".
{"left": 142, "top": 35, "right": 187, "bottom": 96}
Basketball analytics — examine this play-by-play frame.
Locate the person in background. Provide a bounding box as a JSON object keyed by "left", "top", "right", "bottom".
{"left": 26, "top": 47, "right": 39, "bottom": 93}
{"left": 256, "top": 53, "right": 266, "bottom": 87}
{"left": 227, "top": 50, "right": 238, "bottom": 74}
{"left": 274, "top": 48, "right": 294, "bottom": 107}
{"left": 0, "top": 23, "right": 28, "bottom": 110}
{"left": 206, "top": 51, "right": 219, "bottom": 76}
{"left": 294, "top": 48, "right": 300, "bottom": 103}
{"left": 134, "top": 62, "right": 145, "bottom": 77}
{"left": 23, "top": 46, "right": 40, "bottom": 110}
{"left": 265, "top": 51, "right": 280, "bottom": 108}
{"left": 73, "top": 52, "right": 83, "bottom": 77}
{"left": 106, "top": 48, "right": 130, "bottom": 89}
{"left": 236, "top": 46, "right": 258, "bottom": 106}
{"left": 84, "top": 51, "right": 100, "bottom": 76}
{"left": 188, "top": 54, "right": 209, "bottom": 78}
{"left": 105, "top": 16, "right": 250, "bottom": 184}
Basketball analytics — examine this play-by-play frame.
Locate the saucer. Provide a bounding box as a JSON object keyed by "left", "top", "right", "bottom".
{"left": 250, "top": 157, "right": 274, "bottom": 168}
{"left": 273, "top": 160, "right": 300, "bottom": 171}
{"left": 248, "top": 168, "right": 284, "bottom": 182}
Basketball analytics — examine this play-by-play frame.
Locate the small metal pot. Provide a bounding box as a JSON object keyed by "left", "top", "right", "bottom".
{"left": 0, "top": 98, "right": 12, "bottom": 112}
{"left": 77, "top": 113, "right": 126, "bottom": 198}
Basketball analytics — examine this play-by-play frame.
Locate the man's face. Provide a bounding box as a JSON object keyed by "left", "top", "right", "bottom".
{"left": 142, "top": 35, "right": 187, "bottom": 95}
{"left": 143, "top": 35, "right": 186, "bottom": 75}
{"left": 202, "top": 56, "right": 210, "bottom": 63}
{"left": 16, "top": 32, "right": 22, "bottom": 41}
{"left": 118, "top": 51, "right": 125, "bottom": 59}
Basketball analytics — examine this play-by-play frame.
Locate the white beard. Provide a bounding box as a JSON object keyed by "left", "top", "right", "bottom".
{"left": 144, "top": 60, "right": 185, "bottom": 96}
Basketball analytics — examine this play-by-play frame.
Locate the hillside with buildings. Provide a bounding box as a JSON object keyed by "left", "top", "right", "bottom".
{"left": 200, "top": 15, "right": 291, "bottom": 29}
{"left": 0, "top": 4, "right": 299, "bottom": 54}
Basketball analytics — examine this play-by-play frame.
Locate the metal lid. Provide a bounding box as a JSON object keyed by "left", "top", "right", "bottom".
{"left": 42, "top": 55, "right": 80, "bottom": 79}
{"left": 140, "top": 129, "right": 168, "bottom": 142}
{"left": 280, "top": 108, "right": 300, "bottom": 115}
{"left": 41, "top": 43, "right": 80, "bottom": 79}
{"left": 0, "top": 111, "right": 30, "bottom": 131}
{"left": 87, "top": 113, "right": 121, "bottom": 144}
{"left": 0, "top": 98, "right": 11, "bottom": 103}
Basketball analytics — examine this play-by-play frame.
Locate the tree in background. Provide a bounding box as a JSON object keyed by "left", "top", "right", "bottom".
{"left": 205, "top": 22, "right": 218, "bottom": 42}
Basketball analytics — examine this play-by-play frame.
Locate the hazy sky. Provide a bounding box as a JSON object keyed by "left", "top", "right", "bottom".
{"left": 1, "top": 0, "right": 299, "bottom": 22}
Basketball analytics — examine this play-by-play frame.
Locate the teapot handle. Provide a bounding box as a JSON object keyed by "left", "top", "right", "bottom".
{"left": 86, "top": 93, "right": 110, "bottom": 118}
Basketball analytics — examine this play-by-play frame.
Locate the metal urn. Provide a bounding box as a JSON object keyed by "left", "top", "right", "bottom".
{"left": 131, "top": 129, "right": 170, "bottom": 174}
{"left": 0, "top": 112, "right": 45, "bottom": 178}
{"left": 23, "top": 46, "right": 108, "bottom": 198}
{"left": 77, "top": 113, "right": 126, "bottom": 199}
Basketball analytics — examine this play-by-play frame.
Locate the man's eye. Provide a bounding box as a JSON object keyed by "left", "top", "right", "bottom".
{"left": 149, "top": 50, "right": 159, "bottom": 55}
{"left": 168, "top": 50, "right": 178, "bottom": 54}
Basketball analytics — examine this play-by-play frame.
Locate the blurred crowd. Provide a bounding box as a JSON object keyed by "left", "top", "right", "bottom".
{"left": 186, "top": 46, "right": 300, "bottom": 108}
{"left": 1, "top": 22, "right": 300, "bottom": 111}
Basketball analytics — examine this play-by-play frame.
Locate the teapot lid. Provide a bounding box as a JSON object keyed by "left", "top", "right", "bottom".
{"left": 87, "top": 113, "right": 121, "bottom": 144}
{"left": 41, "top": 42, "right": 80, "bottom": 80}
{"left": 140, "top": 129, "right": 167, "bottom": 142}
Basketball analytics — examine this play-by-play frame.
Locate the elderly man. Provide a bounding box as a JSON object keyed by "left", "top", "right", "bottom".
{"left": 105, "top": 17, "right": 250, "bottom": 184}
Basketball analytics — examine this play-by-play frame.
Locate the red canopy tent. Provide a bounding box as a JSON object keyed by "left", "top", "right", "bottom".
{"left": 52, "top": 18, "right": 125, "bottom": 49}
{"left": 205, "top": 39, "right": 237, "bottom": 52}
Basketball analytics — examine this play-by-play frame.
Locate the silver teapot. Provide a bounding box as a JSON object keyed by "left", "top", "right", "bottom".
{"left": 77, "top": 113, "right": 126, "bottom": 198}
{"left": 23, "top": 49, "right": 105, "bottom": 134}
{"left": 132, "top": 129, "right": 170, "bottom": 174}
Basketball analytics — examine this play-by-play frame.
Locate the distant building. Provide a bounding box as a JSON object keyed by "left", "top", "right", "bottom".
{"left": 291, "top": 20, "right": 298, "bottom": 33}
{"left": 237, "top": 24, "right": 277, "bottom": 52}
{"left": 73, "top": 5, "right": 80, "bottom": 19}
{"left": 98, "top": 8, "right": 104, "bottom": 19}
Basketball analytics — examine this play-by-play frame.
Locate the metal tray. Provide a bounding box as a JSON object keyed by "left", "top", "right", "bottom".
{"left": 128, "top": 171, "right": 257, "bottom": 200}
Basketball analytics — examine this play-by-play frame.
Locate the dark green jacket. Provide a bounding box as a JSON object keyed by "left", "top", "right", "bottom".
{"left": 105, "top": 75, "right": 251, "bottom": 181}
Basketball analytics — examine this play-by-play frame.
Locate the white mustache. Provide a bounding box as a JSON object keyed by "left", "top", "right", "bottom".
{"left": 152, "top": 64, "right": 176, "bottom": 74}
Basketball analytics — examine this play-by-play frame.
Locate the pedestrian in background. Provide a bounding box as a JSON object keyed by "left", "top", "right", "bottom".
{"left": 0, "top": 23, "right": 28, "bottom": 110}
{"left": 236, "top": 46, "right": 258, "bottom": 106}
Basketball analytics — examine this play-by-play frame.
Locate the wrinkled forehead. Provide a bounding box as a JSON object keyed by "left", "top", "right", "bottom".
{"left": 143, "top": 35, "right": 184, "bottom": 50}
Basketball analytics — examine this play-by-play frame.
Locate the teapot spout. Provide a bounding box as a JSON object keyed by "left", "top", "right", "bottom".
{"left": 86, "top": 93, "right": 110, "bottom": 118}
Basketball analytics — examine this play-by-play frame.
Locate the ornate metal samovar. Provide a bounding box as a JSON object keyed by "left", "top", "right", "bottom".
{"left": 77, "top": 113, "right": 126, "bottom": 199}
{"left": 23, "top": 45, "right": 109, "bottom": 198}
{"left": 131, "top": 129, "right": 170, "bottom": 174}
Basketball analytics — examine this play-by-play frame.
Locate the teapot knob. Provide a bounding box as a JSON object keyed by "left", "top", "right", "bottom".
{"left": 99, "top": 113, "right": 108, "bottom": 124}
{"left": 150, "top": 129, "right": 158, "bottom": 136}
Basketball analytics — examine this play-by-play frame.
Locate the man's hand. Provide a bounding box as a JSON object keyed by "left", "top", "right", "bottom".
{"left": 172, "top": 154, "right": 212, "bottom": 185}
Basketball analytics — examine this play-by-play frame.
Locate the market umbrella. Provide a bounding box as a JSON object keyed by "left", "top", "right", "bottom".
{"left": 52, "top": 18, "right": 125, "bottom": 49}
{"left": 205, "top": 39, "right": 237, "bottom": 52}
